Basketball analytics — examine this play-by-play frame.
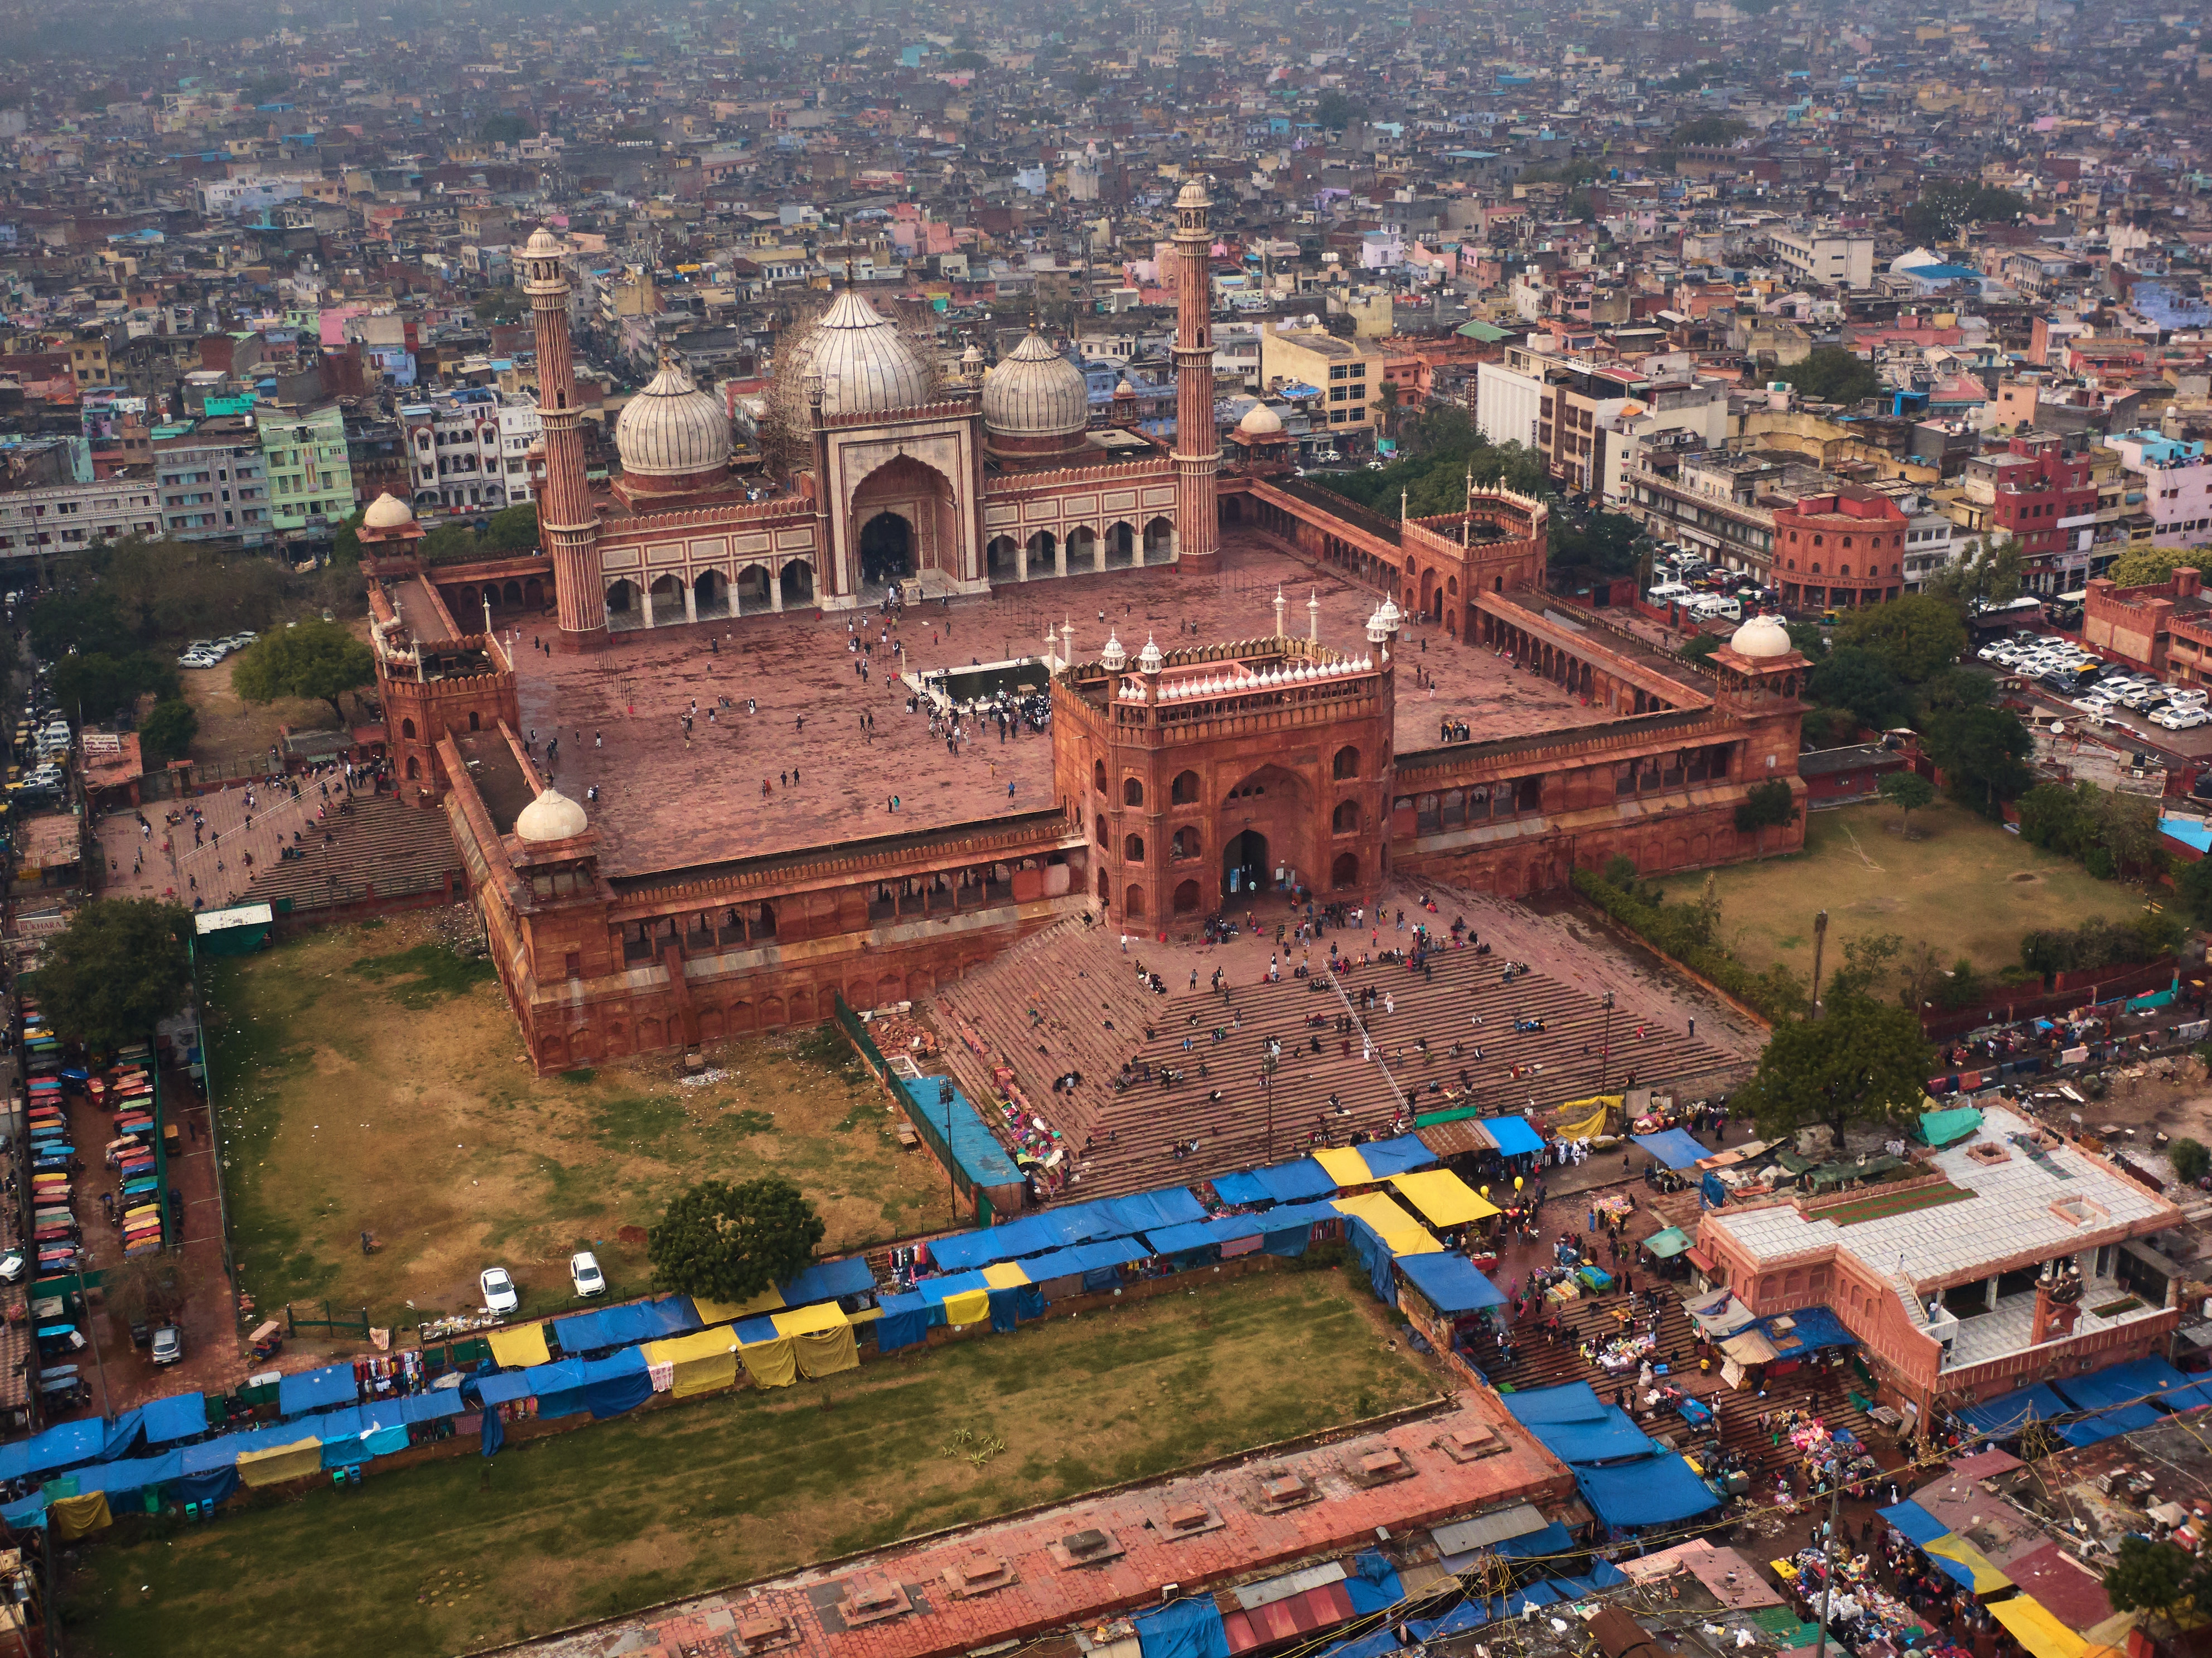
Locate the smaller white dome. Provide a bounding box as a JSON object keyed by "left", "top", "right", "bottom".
{"left": 1377, "top": 597, "right": 1402, "bottom": 629}
{"left": 1100, "top": 632, "right": 1127, "bottom": 671}
{"left": 1239, "top": 402, "right": 1284, "bottom": 436}
{"left": 523, "top": 227, "right": 563, "bottom": 257}
{"left": 362, "top": 492, "right": 414, "bottom": 529}
{"left": 515, "top": 788, "right": 588, "bottom": 844}
{"left": 1730, "top": 614, "right": 1795, "bottom": 659}
{"left": 1176, "top": 179, "right": 1211, "bottom": 208}
{"left": 1137, "top": 634, "right": 1163, "bottom": 674}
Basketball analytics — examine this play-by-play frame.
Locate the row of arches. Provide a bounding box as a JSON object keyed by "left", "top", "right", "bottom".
{"left": 1091, "top": 749, "right": 1360, "bottom": 808}
{"left": 1475, "top": 611, "right": 1672, "bottom": 715}
{"left": 450, "top": 576, "right": 547, "bottom": 618}
{"left": 983, "top": 517, "right": 1175, "bottom": 583}
{"left": 1105, "top": 849, "right": 1366, "bottom": 925}
{"left": 605, "top": 561, "right": 814, "bottom": 630}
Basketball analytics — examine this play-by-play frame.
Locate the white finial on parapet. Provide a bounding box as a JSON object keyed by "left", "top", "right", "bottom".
{"left": 1100, "top": 630, "right": 1127, "bottom": 672}
{"left": 1061, "top": 617, "right": 1075, "bottom": 663}
{"left": 1307, "top": 587, "right": 1321, "bottom": 643}
{"left": 1273, "top": 586, "right": 1287, "bottom": 638}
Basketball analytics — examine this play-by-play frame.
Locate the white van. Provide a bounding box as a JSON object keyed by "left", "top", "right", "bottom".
{"left": 1646, "top": 582, "right": 1692, "bottom": 604}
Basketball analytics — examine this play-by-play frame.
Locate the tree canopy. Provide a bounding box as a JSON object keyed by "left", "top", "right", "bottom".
{"left": 50, "top": 650, "right": 178, "bottom": 725}
{"left": 1777, "top": 347, "right": 1882, "bottom": 407}
{"left": 1551, "top": 510, "right": 1646, "bottom": 577}
{"left": 1921, "top": 537, "right": 2024, "bottom": 613}
{"left": 1670, "top": 115, "right": 1750, "bottom": 147}
{"left": 137, "top": 698, "right": 199, "bottom": 765}
{"left": 1876, "top": 771, "right": 1937, "bottom": 835}
{"left": 1733, "top": 980, "right": 1936, "bottom": 1143}
{"left": 2016, "top": 780, "right": 2170, "bottom": 881}
{"left": 647, "top": 1176, "right": 826, "bottom": 1303}
{"left": 28, "top": 899, "right": 191, "bottom": 1049}
{"left": 1901, "top": 179, "right": 2028, "bottom": 245}
{"left": 2107, "top": 544, "right": 2195, "bottom": 589}
{"left": 1805, "top": 645, "right": 1915, "bottom": 732}
{"left": 1734, "top": 779, "right": 1800, "bottom": 854}
{"left": 231, "top": 619, "right": 376, "bottom": 727}
{"left": 1837, "top": 595, "right": 1967, "bottom": 685}
{"left": 1922, "top": 703, "right": 2034, "bottom": 816}
{"left": 2103, "top": 1536, "right": 2196, "bottom": 1633}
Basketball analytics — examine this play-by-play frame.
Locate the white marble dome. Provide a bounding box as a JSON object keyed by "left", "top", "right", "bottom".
{"left": 1730, "top": 614, "right": 1794, "bottom": 659}
{"left": 615, "top": 359, "right": 731, "bottom": 479}
{"left": 523, "top": 226, "right": 563, "bottom": 257}
{"left": 1238, "top": 402, "right": 1284, "bottom": 436}
{"left": 983, "top": 330, "right": 1089, "bottom": 437}
{"left": 790, "top": 288, "right": 933, "bottom": 416}
{"left": 362, "top": 491, "right": 414, "bottom": 529}
{"left": 515, "top": 788, "right": 588, "bottom": 843}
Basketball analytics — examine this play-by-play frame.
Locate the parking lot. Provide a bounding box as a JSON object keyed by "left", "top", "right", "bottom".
{"left": 1981, "top": 629, "right": 2212, "bottom": 764}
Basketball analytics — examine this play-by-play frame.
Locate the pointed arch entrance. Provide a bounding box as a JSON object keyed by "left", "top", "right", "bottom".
{"left": 1223, "top": 828, "right": 1269, "bottom": 900}
{"left": 848, "top": 454, "right": 961, "bottom": 595}
{"left": 858, "top": 511, "right": 913, "bottom": 586}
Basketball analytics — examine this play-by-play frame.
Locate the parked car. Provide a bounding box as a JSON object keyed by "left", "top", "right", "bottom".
{"left": 570, "top": 1251, "right": 606, "bottom": 1298}
{"left": 0, "top": 1251, "right": 24, "bottom": 1284}
{"left": 149, "top": 1326, "right": 182, "bottom": 1366}
{"left": 480, "top": 1266, "right": 519, "bottom": 1315}
{"left": 2151, "top": 706, "right": 2210, "bottom": 731}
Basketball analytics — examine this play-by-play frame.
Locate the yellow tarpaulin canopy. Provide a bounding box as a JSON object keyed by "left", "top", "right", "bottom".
{"left": 735, "top": 1334, "right": 798, "bottom": 1389}
{"left": 1923, "top": 1533, "right": 2012, "bottom": 1595}
{"left": 485, "top": 1323, "right": 551, "bottom": 1368}
{"left": 1554, "top": 1096, "right": 1620, "bottom": 1141}
{"left": 694, "top": 1285, "right": 783, "bottom": 1323}
{"left": 942, "top": 1288, "right": 991, "bottom": 1327}
{"left": 236, "top": 1437, "right": 325, "bottom": 1488}
{"left": 1989, "top": 1596, "right": 2121, "bottom": 1658}
{"left": 644, "top": 1328, "right": 741, "bottom": 1399}
{"left": 794, "top": 1322, "right": 860, "bottom": 1380}
{"left": 1388, "top": 1168, "right": 1501, "bottom": 1227}
{"left": 1312, "top": 1146, "right": 1374, "bottom": 1188}
{"left": 981, "top": 1261, "right": 1031, "bottom": 1289}
{"left": 1332, "top": 1192, "right": 1443, "bottom": 1255}
{"left": 770, "top": 1302, "right": 850, "bottom": 1339}
{"left": 49, "top": 1491, "right": 110, "bottom": 1541}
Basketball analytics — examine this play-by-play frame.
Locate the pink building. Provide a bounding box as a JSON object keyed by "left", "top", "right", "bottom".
{"left": 1697, "top": 1105, "right": 2183, "bottom": 1430}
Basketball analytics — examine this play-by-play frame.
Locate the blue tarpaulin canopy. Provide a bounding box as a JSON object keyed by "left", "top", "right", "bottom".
{"left": 472, "top": 1369, "right": 537, "bottom": 1406}
{"left": 1145, "top": 1214, "right": 1268, "bottom": 1255}
{"left": 1493, "top": 1520, "right": 1573, "bottom": 1560}
{"left": 1395, "top": 1251, "right": 1506, "bottom": 1314}
{"left": 1633, "top": 1129, "right": 1708, "bottom": 1170}
{"left": 0, "top": 1410, "right": 144, "bottom": 1483}
{"left": 2055, "top": 1356, "right": 2188, "bottom": 1412}
{"left": 923, "top": 1186, "right": 1206, "bottom": 1271}
{"left": 1213, "top": 1158, "right": 1337, "bottom": 1206}
{"left": 1016, "top": 1237, "right": 1151, "bottom": 1285}
{"left": 278, "top": 1365, "right": 356, "bottom": 1417}
{"left": 2056, "top": 1402, "right": 2164, "bottom": 1447}
{"left": 1956, "top": 1382, "right": 2070, "bottom": 1439}
{"left": 2158, "top": 1379, "right": 2212, "bottom": 1414}
{"left": 553, "top": 1296, "right": 698, "bottom": 1355}
{"left": 915, "top": 1271, "right": 991, "bottom": 1307}
{"left": 139, "top": 1392, "right": 209, "bottom": 1445}
{"left": 1757, "top": 1305, "right": 1857, "bottom": 1356}
{"left": 1344, "top": 1550, "right": 1403, "bottom": 1614}
{"left": 1133, "top": 1597, "right": 1231, "bottom": 1658}
{"left": 68, "top": 1449, "right": 182, "bottom": 1498}
{"left": 1353, "top": 1134, "right": 1438, "bottom": 1177}
{"left": 1878, "top": 1500, "right": 1950, "bottom": 1548}
{"left": 1482, "top": 1116, "right": 1545, "bottom": 1158}
{"left": 779, "top": 1256, "right": 877, "bottom": 1307}
{"left": 1499, "top": 1381, "right": 1610, "bottom": 1425}
{"left": 1575, "top": 1454, "right": 1720, "bottom": 1530}
{"left": 1530, "top": 1410, "right": 1658, "bottom": 1466}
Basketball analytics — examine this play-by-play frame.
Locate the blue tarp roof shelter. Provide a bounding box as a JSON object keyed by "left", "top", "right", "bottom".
{"left": 1493, "top": 1520, "right": 1573, "bottom": 1560}
{"left": 473, "top": 1368, "right": 537, "bottom": 1406}
{"left": 1529, "top": 1410, "right": 1658, "bottom": 1466}
{"left": 0, "top": 1410, "right": 143, "bottom": 1483}
{"left": 67, "top": 1449, "right": 182, "bottom": 1498}
{"left": 520, "top": 1357, "right": 587, "bottom": 1399}
{"left": 278, "top": 1365, "right": 356, "bottom": 1417}
{"left": 1957, "top": 1382, "right": 2071, "bottom": 1439}
{"left": 1353, "top": 1134, "right": 1438, "bottom": 1177}
{"left": 1396, "top": 1251, "right": 1506, "bottom": 1314}
{"left": 896, "top": 1076, "right": 1023, "bottom": 1191}
{"left": 1633, "top": 1129, "right": 1708, "bottom": 1170}
{"left": 779, "top": 1256, "right": 877, "bottom": 1307}
{"left": 1499, "top": 1381, "right": 1610, "bottom": 1425}
{"left": 914, "top": 1271, "right": 991, "bottom": 1307}
{"left": 1575, "top": 1454, "right": 1720, "bottom": 1530}
{"left": 1878, "top": 1500, "right": 1950, "bottom": 1548}
{"left": 1146, "top": 1214, "right": 1268, "bottom": 1255}
{"left": 1213, "top": 1158, "right": 1336, "bottom": 1206}
{"left": 2159, "top": 1379, "right": 2212, "bottom": 1414}
{"left": 139, "top": 1392, "right": 209, "bottom": 1445}
{"left": 1133, "top": 1596, "right": 1231, "bottom": 1658}
{"left": 554, "top": 1296, "right": 698, "bottom": 1354}
{"left": 2055, "top": 1356, "right": 2188, "bottom": 1412}
{"left": 2056, "top": 1403, "right": 2164, "bottom": 1447}
{"left": 1483, "top": 1116, "right": 1545, "bottom": 1157}
{"left": 1758, "top": 1305, "right": 1857, "bottom": 1356}
{"left": 923, "top": 1186, "right": 1206, "bottom": 1271}
{"left": 1015, "top": 1237, "right": 1150, "bottom": 1282}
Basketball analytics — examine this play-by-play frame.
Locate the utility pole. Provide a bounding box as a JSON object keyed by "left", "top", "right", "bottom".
{"left": 1808, "top": 1476, "right": 1844, "bottom": 1658}
{"left": 1810, "top": 909, "right": 1829, "bottom": 1020}
{"left": 1600, "top": 991, "right": 1614, "bottom": 1088}
{"left": 936, "top": 1076, "right": 958, "bottom": 1225}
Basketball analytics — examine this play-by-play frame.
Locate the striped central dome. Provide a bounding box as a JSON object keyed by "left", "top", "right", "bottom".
{"left": 794, "top": 289, "right": 933, "bottom": 416}
{"left": 615, "top": 359, "right": 731, "bottom": 479}
{"left": 983, "top": 329, "right": 1090, "bottom": 438}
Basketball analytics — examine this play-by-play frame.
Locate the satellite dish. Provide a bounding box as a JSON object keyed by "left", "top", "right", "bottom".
{"left": 2049, "top": 721, "right": 2065, "bottom": 734}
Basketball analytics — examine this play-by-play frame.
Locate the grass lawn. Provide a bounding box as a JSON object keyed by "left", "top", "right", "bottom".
{"left": 1698, "top": 799, "right": 2140, "bottom": 980}
{"left": 64, "top": 1269, "right": 1432, "bottom": 1658}
{"left": 211, "top": 912, "right": 949, "bottom": 1327}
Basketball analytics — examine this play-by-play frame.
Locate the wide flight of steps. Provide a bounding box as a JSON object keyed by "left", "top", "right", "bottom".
{"left": 244, "top": 794, "right": 463, "bottom": 914}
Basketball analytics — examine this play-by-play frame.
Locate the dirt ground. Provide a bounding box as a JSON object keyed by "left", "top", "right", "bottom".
{"left": 1699, "top": 799, "right": 2140, "bottom": 980}
{"left": 178, "top": 620, "right": 375, "bottom": 777}
{"left": 66, "top": 1268, "right": 1433, "bottom": 1658}
{"left": 209, "top": 911, "right": 950, "bottom": 1331}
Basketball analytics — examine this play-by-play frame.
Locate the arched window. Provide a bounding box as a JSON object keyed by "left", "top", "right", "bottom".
{"left": 1123, "top": 833, "right": 1145, "bottom": 862}
{"left": 1094, "top": 816, "right": 1106, "bottom": 847}
{"left": 1332, "top": 799, "right": 1360, "bottom": 833}
{"left": 1331, "top": 851, "right": 1359, "bottom": 890}
{"left": 1171, "top": 826, "right": 1200, "bottom": 860}
{"left": 1123, "top": 778, "right": 1144, "bottom": 807}
{"left": 1124, "top": 884, "right": 1146, "bottom": 920}
{"left": 1332, "top": 745, "right": 1359, "bottom": 780}
{"left": 404, "top": 755, "right": 420, "bottom": 779}
{"left": 1092, "top": 759, "right": 1106, "bottom": 793}
{"left": 400, "top": 717, "right": 417, "bottom": 739}
{"left": 1172, "top": 879, "right": 1202, "bottom": 915}
{"left": 1170, "top": 769, "right": 1200, "bottom": 804}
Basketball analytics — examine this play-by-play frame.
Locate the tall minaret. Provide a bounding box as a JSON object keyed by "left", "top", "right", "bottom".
{"left": 1170, "top": 178, "right": 1219, "bottom": 572}
{"left": 520, "top": 228, "right": 607, "bottom": 650}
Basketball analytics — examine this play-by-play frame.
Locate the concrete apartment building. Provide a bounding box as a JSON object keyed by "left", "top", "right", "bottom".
{"left": 2106, "top": 429, "right": 2212, "bottom": 549}
{"left": 1477, "top": 344, "right": 1726, "bottom": 497}
{"left": 257, "top": 404, "right": 354, "bottom": 536}
{"left": 151, "top": 420, "right": 271, "bottom": 544}
{"left": 400, "top": 387, "right": 544, "bottom": 515}
{"left": 1765, "top": 224, "right": 1877, "bottom": 291}
{"left": 1258, "top": 327, "right": 1387, "bottom": 449}
{"left": 0, "top": 474, "right": 162, "bottom": 560}
{"left": 1698, "top": 1104, "right": 2185, "bottom": 1427}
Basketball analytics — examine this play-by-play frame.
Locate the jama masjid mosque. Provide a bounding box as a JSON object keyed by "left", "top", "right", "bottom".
{"left": 351, "top": 181, "right": 1810, "bottom": 1074}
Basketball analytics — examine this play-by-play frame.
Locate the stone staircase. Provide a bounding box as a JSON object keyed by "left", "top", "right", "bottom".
{"left": 244, "top": 794, "right": 463, "bottom": 915}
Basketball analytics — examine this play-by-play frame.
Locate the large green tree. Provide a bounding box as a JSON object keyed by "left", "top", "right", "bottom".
{"left": 1838, "top": 595, "right": 1968, "bottom": 685}
{"left": 2104, "top": 1536, "right": 2195, "bottom": 1635}
{"left": 1922, "top": 704, "right": 2033, "bottom": 815}
{"left": 137, "top": 697, "right": 199, "bottom": 764}
{"left": 1877, "top": 771, "right": 1936, "bottom": 836}
{"left": 1922, "top": 537, "right": 2023, "bottom": 613}
{"left": 51, "top": 651, "right": 179, "bottom": 724}
{"left": 648, "top": 1176, "right": 825, "bottom": 1303}
{"left": 2107, "top": 544, "right": 2194, "bottom": 589}
{"left": 1734, "top": 778, "right": 1800, "bottom": 855}
{"left": 1805, "top": 645, "right": 1914, "bottom": 732}
{"left": 231, "top": 619, "right": 375, "bottom": 727}
{"left": 30, "top": 900, "right": 191, "bottom": 1049}
{"left": 1901, "top": 179, "right": 2027, "bottom": 245}
{"left": 1778, "top": 347, "right": 1881, "bottom": 407}
{"left": 1733, "top": 986, "right": 1936, "bottom": 1144}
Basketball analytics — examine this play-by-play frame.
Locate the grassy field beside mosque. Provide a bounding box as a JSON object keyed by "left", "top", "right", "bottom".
{"left": 65, "top": 1269, "right": 1433, "bottom": 1658}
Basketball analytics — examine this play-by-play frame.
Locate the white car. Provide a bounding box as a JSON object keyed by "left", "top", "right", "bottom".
{"left": 570, "top": 1251, "right": 606, "bottom": 1298}
{"left": 2170, "top": 688, "right": 2209, "bottom": 708}
{"left": 480, "top": 1266, "right": 519, "bottom": 1315}
{"left": 2151, "top": 707, "right": 2210, "bottom": 731}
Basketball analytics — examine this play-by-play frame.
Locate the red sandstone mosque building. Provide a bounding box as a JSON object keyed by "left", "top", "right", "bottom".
{"left": 351, "top": 185, "right": 1813, "bottom": 1074}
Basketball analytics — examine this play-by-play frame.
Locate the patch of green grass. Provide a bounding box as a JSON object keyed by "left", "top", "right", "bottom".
{"left": 559, "top": 1067, "right": 597, "bottom": 1084}
{"left": 64, "top": 1272, "right": 1427, "bottom": 1658}
{"left": 345, "top": 942, "right": 498, "bottom": 1008}
{"left": 727, "top": 1109, "right": 776, "bottom": 1135}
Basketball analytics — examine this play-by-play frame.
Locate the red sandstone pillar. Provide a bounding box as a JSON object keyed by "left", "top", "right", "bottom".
{"left": 1171, "top": 181, "right": 1219, "bottom": 572}
{"left": 521, "top": 230, "right": 608, "bottom": 651}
